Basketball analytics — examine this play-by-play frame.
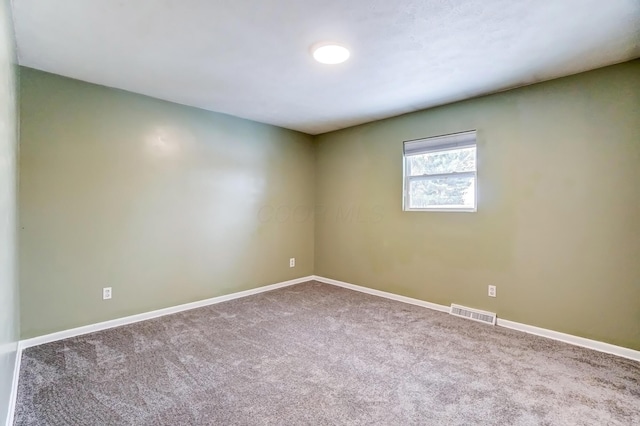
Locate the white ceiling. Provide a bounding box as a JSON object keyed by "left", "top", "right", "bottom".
{"left": 11, "top": 0, "right": 640, "bottom": 135}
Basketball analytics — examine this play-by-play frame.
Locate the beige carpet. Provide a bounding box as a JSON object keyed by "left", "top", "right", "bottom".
{"left": 14, "top": 281, "right": 640, "bottom": 425}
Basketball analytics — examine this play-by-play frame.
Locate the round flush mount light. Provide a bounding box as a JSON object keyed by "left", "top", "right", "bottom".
{"left": 312, "top": 43, "right": 350, "bottom": 64}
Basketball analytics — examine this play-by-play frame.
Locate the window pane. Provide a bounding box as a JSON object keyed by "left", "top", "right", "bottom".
{"left": 408, "top": 176, "right": 475, "bottom": 209}
{"left": 407, "top": 147, "right": 476, "bottom": 176}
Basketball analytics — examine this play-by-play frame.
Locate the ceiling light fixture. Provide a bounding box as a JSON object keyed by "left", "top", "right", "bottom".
{"left": 312, "top": 43, "right": 350, "bottom": 65}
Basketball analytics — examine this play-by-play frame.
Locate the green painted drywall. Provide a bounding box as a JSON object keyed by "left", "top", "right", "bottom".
{"left": 0, "top": 0, "right": 19, "bottom": 422}
{"left": 19, "top": 67, "right": 315, "bottom": 339}
{"left": 18, "top": 60, "right": 640, "bottom": 351}
{"left": 314, "top": 60, "right": 640, "bottom": 350}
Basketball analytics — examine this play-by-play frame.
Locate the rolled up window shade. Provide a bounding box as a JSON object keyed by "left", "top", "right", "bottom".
{"left": 404, "top": 130, "right": 476, "bottom": 156}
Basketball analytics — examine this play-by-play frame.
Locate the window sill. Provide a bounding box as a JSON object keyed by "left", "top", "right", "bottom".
{"left": 404, "top": 207, "right": 477, "bottom": 213}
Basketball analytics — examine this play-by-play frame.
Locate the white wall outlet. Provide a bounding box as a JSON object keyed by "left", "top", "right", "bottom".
{"left": 488, "top": 285, "right": 496, "bottom": 298}
{"left": 103, "top": 287, "right": 112, "bottom": 300}
{"left": 289, "top": 258, "right": 295, "bottom": 268}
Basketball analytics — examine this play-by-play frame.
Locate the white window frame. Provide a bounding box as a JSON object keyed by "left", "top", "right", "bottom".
{"left": 403, "top": 130, "right": 477, "bottom": 213}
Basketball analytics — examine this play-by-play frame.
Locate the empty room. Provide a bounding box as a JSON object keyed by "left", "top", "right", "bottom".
{"left": 1, "top": 0, "right": 639, "bottom": 425}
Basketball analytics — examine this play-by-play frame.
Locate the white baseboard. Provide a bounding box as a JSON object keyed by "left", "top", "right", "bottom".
{"left": 312, "top": 275, "right": 450, "bottom": 313}
{"left": 312, "top": 275, "right": 640, "bottom": 362}
{"left": 496, "top": 319, "right": 640, "bottom": 362}
{"left": 5, "top": 343, "right": 22, "bottom": 426}
{"left": 20, "top": 276, "right": 314, "bottom": 350}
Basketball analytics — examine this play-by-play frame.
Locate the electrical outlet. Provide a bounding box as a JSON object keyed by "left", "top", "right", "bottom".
{"left": 488, "top": 285, "right": 496, "bottom": 298}
{"left": 103, "top": 287, "right": 112, "bottom": 300}
{"left": 289, "top": 258, "right": 295, "bottom": 268}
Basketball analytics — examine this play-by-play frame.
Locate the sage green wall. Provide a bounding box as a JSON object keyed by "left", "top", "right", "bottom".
{"left": 18, "top": 60, "right": 640, "bottom": 351}
{"left": 19, "top": 67, "right": 315, "bottom": 339}
{"left": 315, "top": 60, "right": 640, "bottom": 350}
{"left": 0, "top": 0, "right": 19, "bottom": 422}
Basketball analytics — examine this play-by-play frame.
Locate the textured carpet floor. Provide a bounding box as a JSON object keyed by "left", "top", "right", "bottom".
{"left": 14, "top": 281, "right": 640, "bottom": 425}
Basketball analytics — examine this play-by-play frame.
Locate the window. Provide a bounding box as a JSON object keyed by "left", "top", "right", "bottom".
{"left": 403, "top": 130, "right": 477, "bottom": 212}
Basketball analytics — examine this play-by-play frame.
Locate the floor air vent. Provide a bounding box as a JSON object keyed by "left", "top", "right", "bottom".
{"left": 450, "top": 304, "right": 496, "bottom": 325}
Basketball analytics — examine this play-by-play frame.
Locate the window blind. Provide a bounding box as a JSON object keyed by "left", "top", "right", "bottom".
{"left": 403, "top": 130, "right": 476, "bottom": 156}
